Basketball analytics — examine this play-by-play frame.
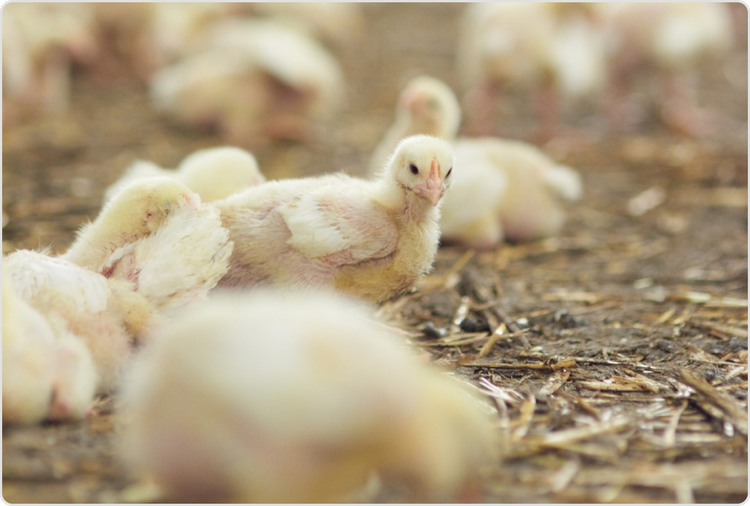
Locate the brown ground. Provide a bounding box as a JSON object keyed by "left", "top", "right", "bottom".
{"left": 2, "top": 4, "right": 748, "bottom": 504}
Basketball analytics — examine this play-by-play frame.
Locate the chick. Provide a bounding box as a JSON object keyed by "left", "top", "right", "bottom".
{"left": 457, "top": 3, "right": 607, "bottom": 139}
{"left": 66, "top": 177, "right": 234, "bottom": 311}
{"left": 103, "top": 146, "right": 265, "bottom": 204}
{"left": 119, "top": 289, "right": 495, "bottom": 503}
{"left": 3, "top": 2, "right": 98, "bottom": 123}
{"left": 370, "top": 76, "right": 582, "bottom": 249}
{"left": 4, "top": 251, "right": 128, "bottom": 396}
{"left": 369, "top": 76, "right": 461, "bottom": 175}
{"left": 216, "top": 135, "right": 454, "bottom": 302}
{"left": 150, "top": 19, "right": 345, "bottom": 145}
{"left": 246, "top": 2, "right": 365, "bottom": 47}
{"left": 594, "top": 2, "right": 734, "bottom": 135}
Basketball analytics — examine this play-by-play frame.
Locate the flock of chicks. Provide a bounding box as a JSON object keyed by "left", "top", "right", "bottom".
{"left": 2, "top": 2, "right": 739, "bottom": 503}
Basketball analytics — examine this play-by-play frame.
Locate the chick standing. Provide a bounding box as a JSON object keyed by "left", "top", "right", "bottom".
{"left": 370, "top": 76, "right": 582, "bottom": 249}
{"left": 457, "top": 3, "right": 607, "bottom": 139}
{"left": 594, "top": 2, "right": 734, "bottom": 135}
{"left": 119, "top": 289, "right": 495, "bottom": 503}
{"left": 103, "top": 146, "right": 265, "bottom": 204}
{"left": 216, "top": 135, "right": 454, "bottom": 302}
{"left": 3, "top": 268, "right": 98, "bottom": 424}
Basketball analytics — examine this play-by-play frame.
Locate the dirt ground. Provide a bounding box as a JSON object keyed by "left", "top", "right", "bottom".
{"left": 2, "top": 3, "right": 748, "bottom": 504}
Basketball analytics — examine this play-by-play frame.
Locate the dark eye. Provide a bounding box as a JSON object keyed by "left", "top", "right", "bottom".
{"left": 446, "top": 168, "right": 452, "bottom": 178}
{"left": 409, "top": 164, "right": 419, "bottom": 175}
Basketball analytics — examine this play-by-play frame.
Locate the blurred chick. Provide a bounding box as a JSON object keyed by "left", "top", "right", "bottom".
{"left": 64, "top": 177, "right": 234, "bottom": 312}
{"left": 457, "top": 3, "right": 607, "bottom": 139}
{"left": 369, "top": 76, "right": 461, "bottom": 174}
{"left": 3, "top": 268, "right": 98, "bottom": 424}
{"left": 594, "top": 2, "right": 735, "bottom": 136}
{"left": 246, "top": 2, "right": 365, "bottom": 47}
{"left": 215, "top": 135, "right": 454, "bottom": 302}
{"left": 3, "top": 2, "right": 98, "bottom": 123}
{"left": 150, "top": 19, "right": 345, "bottom": 146}
{"left": 103, "top": 146, "right": 265, "bottom": 204}
{"left": 4, "top": 250, "right": 139, "bottom": 395}
{"left": 119, "top": 289, "right": 495, "bottom": 503}
{"left": 371, "top": 76, "right": 582, "bottom": 249}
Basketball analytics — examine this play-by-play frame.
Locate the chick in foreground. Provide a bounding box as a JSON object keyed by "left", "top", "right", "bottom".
{"left": 119, "top": 289, "right": 495, "bottom": 503}
{"left": 3, "top": 268, "right": 98, "bottom": 424}
{"left": 103, "top": 146, "right": 264, "bottom": 204}
{"left": 370, "top": 76, "right": 581, "bottom": 249}
{"left": 63, "top": 178, "right": 233, "bottom": 311}
{"left": 150, "top": 19, "right": 345, "bottom": 145}
{"left": 216, "top": 135, "right": 454, "bottom": 302}
{"left": 4, "top": 251, "right": 141, "bottom": 396}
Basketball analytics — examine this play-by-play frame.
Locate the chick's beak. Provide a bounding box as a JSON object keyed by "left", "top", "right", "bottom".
{"left": 416, "top": 159, "right": 444, "bottom": 206}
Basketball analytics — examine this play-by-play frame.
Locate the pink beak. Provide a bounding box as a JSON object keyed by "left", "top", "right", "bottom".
{"left": 416, "top": 159, "right": 444, "bottom": 206}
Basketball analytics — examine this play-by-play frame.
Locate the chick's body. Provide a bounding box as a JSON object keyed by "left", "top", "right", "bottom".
{"left": 120, "top": 290, "right": 494, "bottom": 503}
{"left": 103, "top": 147, "right": 264, "bottom": 204}
{"left": 216, "top": 135, "right": 454, "bottom": 302}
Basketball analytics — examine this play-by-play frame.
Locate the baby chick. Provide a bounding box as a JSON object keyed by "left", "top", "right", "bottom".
{"left": 65, "top": 177, "right": 234, "bottom": 311}
{"left": 370, "top": 76, "right": 582, "bottom": 249}
{"left": 119, "top": 289, "right": 495, "bottom": 503}
{"left": 594, "top": 2, "right": 734, "bottom": 135}
{"left": 4, "top": 251, "right": 128, "bottom": 396}
{"left": 150, "top": 19, "right": 345, "bottom": 145}
{"left": 457, "top": 3, "right": 607, "bottom": 139}
{"left": 216, "top": 135, "right": 454, "bottom": 302}
{"left": 369, "top": 76, "right": 461, "bottom": 175}
{"left": 103, "top": 146, "right": 265, "bottom": 204}
{"left": 3, "top": 2, "right": 98, "bottom": 123}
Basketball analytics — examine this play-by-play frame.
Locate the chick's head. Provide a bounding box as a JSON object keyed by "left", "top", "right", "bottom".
{"left": 388, "top": 135, "right": 455, "bottom": 207}
{"left": 398, "top": 76, "right": 461, "bottom": 140}
{"left": 100, "top": 177, "right": 195, "bottom": 240}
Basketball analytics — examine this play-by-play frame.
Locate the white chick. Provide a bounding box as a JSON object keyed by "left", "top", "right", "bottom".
{"left": 3, "top": 269, "right": 98, "bottom": 424}
{"left": 594, "top": 2, "right": 734, "bottom": 135}
{"left": 3, "top": 2, "right": 98, "bottom": 122}
{"left": 64, "top": 177, "right": 233, "bottom": 311}
{"left": 4, "top": 250, "right": 134, "bottom": 395}
{"left": 215, "top": 135, "right": 454, "bottom": 302}
{"left": 457, "top": 3, "right": 607, "bottom": 139}
{"left": 370, "top": 76, "right": 582, "bottom": 249}
{"left": 246, "top": 2, "right": 365, "bottom": 47}
{"left": 119, "top": 289, "right": 495, "bottom": 503}
{"left": 369, "top": 76, "right": 461, "bottom": 175}
{"left": 103, "top": 146, "right": 265, "bottom": 204}
{"left": 150, "top": 19, "right": 345, "bottom": 145}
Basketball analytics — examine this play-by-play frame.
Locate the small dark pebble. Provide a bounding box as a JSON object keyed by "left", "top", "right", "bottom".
{"left": 656, "top": 340, "right": 675, "bottom": 353}
{"left": 422, "top": 321, "right": 447, "bottom": 339}
{"left": 554, "top": 309, "right": 587, "bottom": 329}
{"left": 703, "top": 369, "right": 717, "bottom": 382}
{"left": 460, "top": 316, "right": 490, "bottom": 333}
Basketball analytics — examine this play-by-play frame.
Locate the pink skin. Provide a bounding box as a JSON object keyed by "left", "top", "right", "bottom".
{"left": 414, "top": 159, "right": 444, "bottom": 206}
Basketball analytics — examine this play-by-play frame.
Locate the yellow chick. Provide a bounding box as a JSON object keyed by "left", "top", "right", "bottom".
{"left": 2, "top": 2, "right": 98, "bottom": 122}
{"left": 103, "top": 146, "right": 265, "bottom": 204}
{"left": 66, "top": 177, "right": 234, "bottom": 311}
{"left": 119, "top": 289, "right": 495, "bottom": 503}
{"left": 63, "top": 177, "right": 194, "bottom": 272}
{"left": 150, "top": 19, "right": 345, "bottom": 145}
{"left": 370, "top": 76, "right": 582, "bottom": 249}
{"left": 457, "top": 3, "right": 607, "bottom": 138}
{"left": 215, "top": 135, "right": 454, "bottom": 302}
{"left": 593, "top": 2, "right": 735, "bottom": 135}
{"left": 4, "top": 251, "right": 129, "bottom": 396}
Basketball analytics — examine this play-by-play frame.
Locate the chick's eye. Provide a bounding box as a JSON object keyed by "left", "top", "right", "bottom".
{"left": 409, "top": 164, "right": 419, "bottom": 175}
{"left": 446, "top": 168, "right": 453, "bottom": 178}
